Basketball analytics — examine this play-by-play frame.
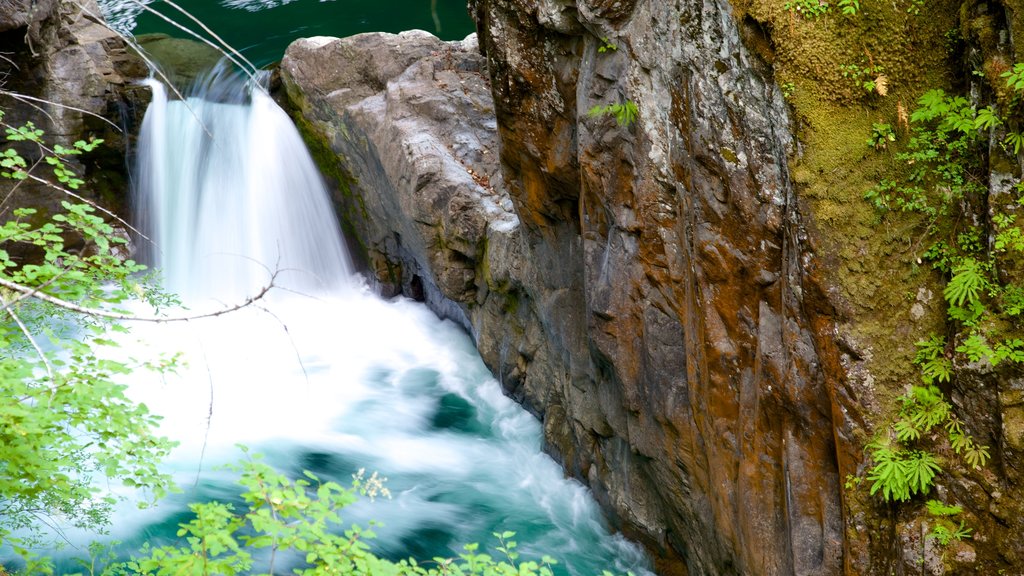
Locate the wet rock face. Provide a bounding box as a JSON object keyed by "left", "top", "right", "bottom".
{"left": 0, "top": 0, "right": 148, "bottom": 221}
{"left": 282, "top": 3, "right": 852, "bottom": 574}
{"left": 0, "top": 0, "right": 57, "bottom": 32}
{"left": 473, "top": 0, "right": 849, "bottom": 574}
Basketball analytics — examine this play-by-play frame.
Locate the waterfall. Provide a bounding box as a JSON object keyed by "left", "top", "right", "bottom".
{"left": 54, "top": 69, "right": 656, "bottom": 576}
{"left": 134, "top": 68, "right": 351, "bottom": 303}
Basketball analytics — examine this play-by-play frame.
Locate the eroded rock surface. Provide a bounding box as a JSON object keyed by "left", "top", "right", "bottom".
{"left": 282, "top": 13, "right": 854, "bottom": 573}
{"left": 0, "top": 0, "right": 148, "bottom": 220}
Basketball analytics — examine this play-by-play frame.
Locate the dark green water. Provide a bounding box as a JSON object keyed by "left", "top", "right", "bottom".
{"left": 100, "top": 0, "right": 476, "bottom": 66}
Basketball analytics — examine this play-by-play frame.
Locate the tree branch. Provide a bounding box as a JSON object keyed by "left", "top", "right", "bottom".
{"left": 1, "top": 292, "right": 54, "bottom": 382}
{"left": 0, "top": 90, "right": 123, "bottom": 132}
{"left": 122, "top": 0, "right": 263, "bottom": 89}
{"left": 0, "top": 271, "right": 279, "bottom": 323}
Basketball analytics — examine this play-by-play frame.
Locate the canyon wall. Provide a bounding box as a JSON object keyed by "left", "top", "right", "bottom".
{"left": 281, "top": 4, "right": 853, "bottom": 573}
{"left": 282, "top": 0, "right": 1024, "bottom": 573}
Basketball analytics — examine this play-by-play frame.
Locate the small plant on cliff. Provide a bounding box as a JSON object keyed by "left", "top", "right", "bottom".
{"left": 839, "top": 62, "right": 887, "bottom": 95}
{"left": 588, "top": 100, "right": 639, "bottom": 127}
{"left": 784, "top": 0, "right": 830, "bottom": 18}
{"left": 925, "top": 500, "right": 972, "bottom": 546}
{"left": 867, "top": 122, "right": 896, "bottom": 150}
{"left": 838, "top": 0, "right": 860, "bottom": 15}
{"left": 598, "top": 37, "right": 618, "bottom": 53}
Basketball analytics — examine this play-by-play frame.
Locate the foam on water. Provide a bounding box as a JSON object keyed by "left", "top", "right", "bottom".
{"left": 58, "top": 69, "right": 653, "bottom": 576}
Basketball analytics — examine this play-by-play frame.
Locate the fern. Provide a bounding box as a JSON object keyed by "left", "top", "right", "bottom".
{"left": 867, "top": 443, "right": 911, "bottom": 502}
{"left": 838, "top": 0, "right": 860, "bottom": 14}
{"left": 894, "top": 418, "right": 922, "bottom": 442}
{"left": 905, "top": 451, "right": 941, "bottom": 496}
{"left": 956, "top": 333, "right": 995, "bottom": 363}
{"left": 915, "top": 335, "right": 952, "bottom": 384}
{"left": 926, "top": 499, "right": 963, "bottom": 517}
{"left": 974, "top": 106, "right": 1003, "bottom": 130}
{"left": 1005, "top": 132, "right": 1024, "bottom": 155}
{"left": 588, "top": 101, "right": 639, "bottom": 127}
{"left": 963, "top": 443, "right": 990, "bottom": 470}
{"left": 943, "top": 258, "right": 985, "bottom": 307}
{"left": 867, "top": 445, "right": 941, "bottom": 502}
{"left": 929, "top": 520, "right": 972, "bottom": 545}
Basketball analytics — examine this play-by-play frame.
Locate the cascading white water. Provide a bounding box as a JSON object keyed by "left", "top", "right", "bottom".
{"left": 135, "top": 70, "right": 351, "bottom": 302}
{"left": 104, "top": 70, "right": 654, "bottom": 576}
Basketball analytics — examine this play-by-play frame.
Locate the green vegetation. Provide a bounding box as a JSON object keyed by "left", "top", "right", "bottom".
{"left": 866, "top": 122, "right": 896, "bottom": 150}
{"left": 738, "top": 0, "right": 1019, "bottom": 565}
{"left": 587, "top": 101, "right": 639, "bottom": 127}
{"left": 0, "top": 108, "right": 177, "bottom": 566}
{"left": 857, "top": 67, "right": 1024, "bottom": 552}
{"left": 0, "top": 105, "right": 627, "bottom": 575}
{"left": 925, "top": 500, "right": 972, "bottom": 546}
{"left": 784, "top": 0, "right": 830, "bottom": 18}
{"left": 73, "top": 454, "right": 566, "bottom": 576}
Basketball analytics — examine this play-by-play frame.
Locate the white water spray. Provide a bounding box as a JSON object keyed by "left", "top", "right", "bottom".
{"left": 135, "top": 72, "right": 351, "bottom": 303}
{"left": 113, "top": 70, "right": 653, "bottom": 576}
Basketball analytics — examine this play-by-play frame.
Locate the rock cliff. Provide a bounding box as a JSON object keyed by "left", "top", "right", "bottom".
{"left": 0, "top": 0, "right": 147, "bottom": 220}
{"left": 281, "top": 0, "right": 1024, "bottom": 573}
{"left": 281, "top": 18, "right": 846, "bottom": 576}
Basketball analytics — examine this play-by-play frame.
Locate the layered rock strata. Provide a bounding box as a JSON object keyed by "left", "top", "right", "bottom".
{"left": 281, "top": 7, "right": 854, "bottom": 571}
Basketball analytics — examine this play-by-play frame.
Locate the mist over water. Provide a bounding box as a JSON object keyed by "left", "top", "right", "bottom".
{"left": 108, "top": 71, "right": 654, "bottom": 575}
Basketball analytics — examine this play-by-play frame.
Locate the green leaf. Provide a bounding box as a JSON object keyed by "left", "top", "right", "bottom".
{"left": 943, "top": 258, "right": 985, "bottom": 307}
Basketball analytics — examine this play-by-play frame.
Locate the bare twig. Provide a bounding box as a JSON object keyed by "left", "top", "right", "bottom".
{"left": 0, "top": 90, "right": 123, "bottom": 132}
{"left": 70, "top": 2, "right": 215, "bottom": 140}
{"left": 256, "top": 304, "right": 310, "bottom": 388}
{"left": 193, "top": 333, "right": 215, "bottom": 488}
{"left": 159, "top": 0, "right": 260, "bottom": 79}
{"left": 122, "top": 0, "right": 263, "bottom": 89}
{"left": 0, "top": 271, "right": 279, "bottom": 323}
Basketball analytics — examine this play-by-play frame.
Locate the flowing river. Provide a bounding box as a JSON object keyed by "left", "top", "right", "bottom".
{"left": 61, "top": 66, "right": 653, "bottom": 575}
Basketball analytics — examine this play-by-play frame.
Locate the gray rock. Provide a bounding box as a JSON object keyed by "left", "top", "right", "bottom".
{"left": 283, "top": 2, "right": 848, "bottom": 573}
{"left": 0, "top": 0, "right": 57, "bottom": 32}
{"left": 0, "top": 0, "right": 148, "bottom": 223}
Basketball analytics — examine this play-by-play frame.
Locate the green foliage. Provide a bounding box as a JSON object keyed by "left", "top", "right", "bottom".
{"left": 925, "top": 500, "right": 972, "bottom": 546}
{"left": 1004, "top": 131, "right": 1024, "bottom": 155}
{"left": 0, "top": 109, "right": 176, "bottom": 560}
{"left": 598, "top": 37, "right": 617, "bottom": 53}
{"left": 52, "top": 456, "right": 582, "bottom": 576}
{"left": 839, "top": 62, "right": 885, "bottom": 94}
{"left": 587, "top": 101, "right": 639, "bottom": 127}
{"left": 866, "top": 442, "right": 941, "bottom": 502}
{"left": 925, "top": 499, "right": 962, "bottom": 517}
{"left": 838, "top": 0, "right": 859, "bottom": 15}
{"left": 943, "top": 258, "right": 985, "bottom": 308}
{"left": 784, "top": 0, "right": 830, "bottom": 18}
{"left": 905, "top": 0, "right": 926, "bottom": 15}
{"left": 914, "top": 335, "right": 951, "bottom": 384}
{"left": 1001, "top": 63, "right": 1024, "bottom": 92}
{"left": 974, "top": 106, "right": 1002, "bottom": 130}
{"left": 928, "top": 520, "right": 972, "bottom": 546}
{"left": 867, "top": 122, "right": 896, "bottom": 150}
